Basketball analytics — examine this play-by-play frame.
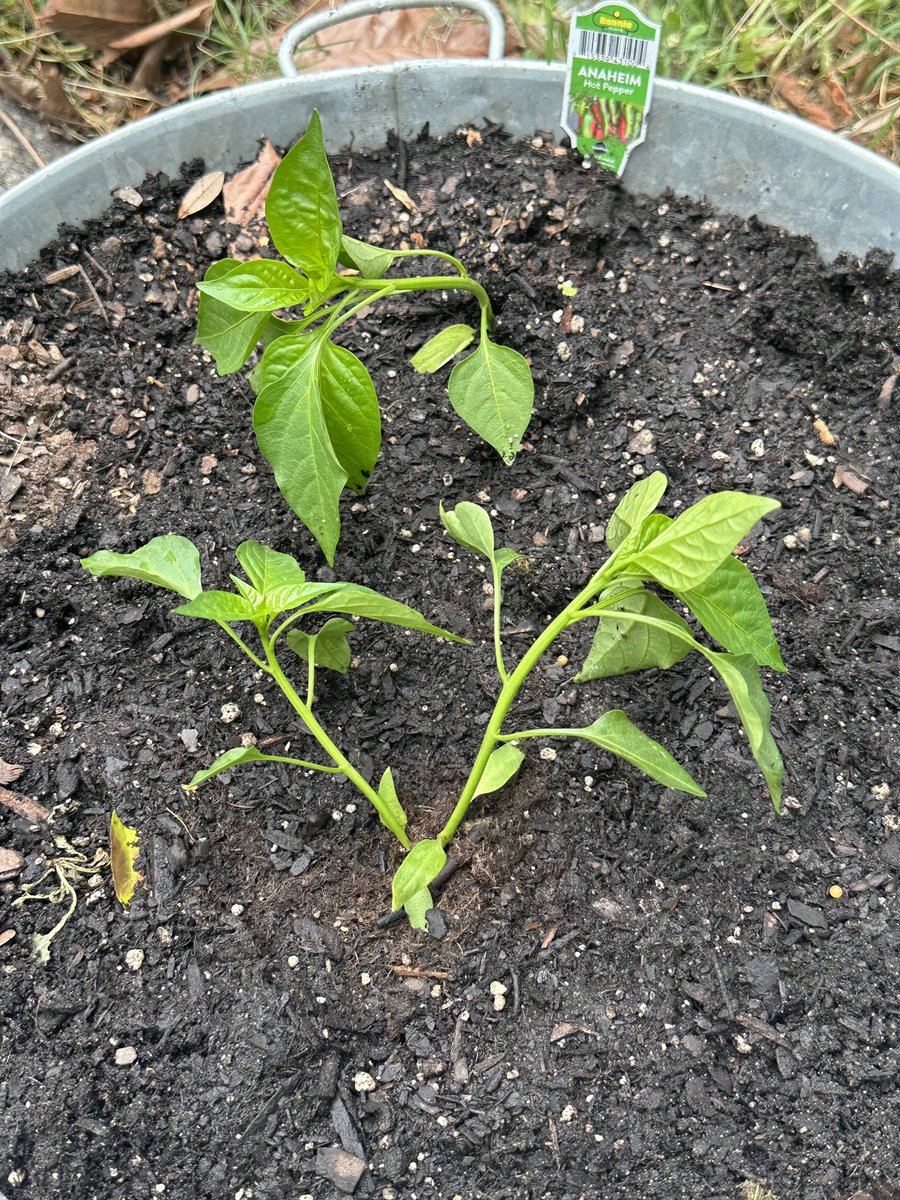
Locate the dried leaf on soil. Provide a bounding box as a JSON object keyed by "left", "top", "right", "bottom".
{"left": 383, "top": 179, "right": 418, "bottom": 212}
{"left": 108, "top": 0, "right": 213, "bottom": 50}
{"left": 109, "top": 810, "right": 143, "bottom": 906}
{"left": 223, "top": 141, "right": 281, "bottom": 228}
{"left": 0, "top": 759, "right": 24, "bottom": 785}
{"left": 0, "top": 848, "right": 25, "bottom": 880}
{"left": 178, "top": 170, "right": 224, "bottom": 218}
{"left": 38, "top": 0, "right": 153, "bottom": 51}
{"left": 0, "top": 786, "right": 50, "bottom": 823}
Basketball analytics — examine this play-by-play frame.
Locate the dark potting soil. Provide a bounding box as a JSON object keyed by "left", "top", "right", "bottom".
{"left": 1, "top": 125, "right": 899, "bottom": 1200}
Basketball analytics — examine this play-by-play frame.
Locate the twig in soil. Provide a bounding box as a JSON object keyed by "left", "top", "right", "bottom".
{"left": 0, "top": 108, "right": 45, "bottom": 168}
{"left": 165, "top": 806, "right": 196, "bottom": 845}
{"left": 540, "top": 925, "right": 558, "bottom": 950}
{"left": 82, "top": 251, "right": 112, "bottom": 291}
{"left": 0, "top": 428, "right": 29, "bottom": 475}
{"left": 734, "top": 1013, "right": 795, "bottom": 1055}
{"left": 43, "top": 355, "right": 76, "bottom": 384}
{"left": 389, "top": 965, "right": 450, "bottom": 980}
{"left": 77, "top": 265, "right": 110, "bottom": 326}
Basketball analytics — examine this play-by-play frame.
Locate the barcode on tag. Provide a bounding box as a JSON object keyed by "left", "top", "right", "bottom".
{"left": 576, "top": 29, "right": 650, "bottom": 68}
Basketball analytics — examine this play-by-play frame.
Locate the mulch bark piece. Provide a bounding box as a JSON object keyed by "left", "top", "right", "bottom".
{"left": 1, "top": 125, "right": 899, "bottom": 1200}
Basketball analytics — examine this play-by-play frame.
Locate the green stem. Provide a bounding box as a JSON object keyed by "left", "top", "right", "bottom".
{"left": 305, "top": 634, "right": 317, "bottom": 708}
{"left": 438, "top": 560, "right": 617, "bottom": 848}
{"left": 350, "top": 274, "right": 494, "bottom": 330}
{"left": 491, "top": 560, "right": 508, "bottom": 684}
{"left": 216, "top": 620, "right": 268, "bottom": 671}
{"left": 262, "top": 635, "right": 411, "bottom": 849}
{"left": 258, "top": 753, "right": 340, "bottom": 774}
{"left": 388, "top": 248, "right": 470, "bottom": 278}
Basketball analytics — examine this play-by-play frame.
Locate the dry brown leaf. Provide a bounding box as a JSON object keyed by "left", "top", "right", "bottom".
{"left": 813, "top": 417, "right": 837, "bottom": 445}
{"left": 0, "top": 848, "right": 24, "bottom": 881}
{"left": 465, "top": 128, "right": 483, "bottom": 146}
{"left": 223, "top": 141, "right": 282, "bottom": 228}
{"left": 39, "top": 0, "right": 153, "bottom": 51}
{"left": 878, "top": 374, "right": 897, "bottom": 407}
{"left": 773, "top": 70, "right": 841, "bottom": 131}
{"left": 0, "top": 759, "right": 24, "bottom": 785}
{"left": 108, "top": 0, "right": 213, "bottom": 50}
{"left": 0, "top": 930, "right": 16, "bottom": 948}
{"left": 384, "top": 179, "right": 418, "bottom": 212}
{"left": 0, "top": 786, "right": 51, "bottom": 823}
{"left": 291, "top": 8, "right": 491, "bottom": 71}
{"left": 178, "top": 170, "right": 225, "bottom": 219}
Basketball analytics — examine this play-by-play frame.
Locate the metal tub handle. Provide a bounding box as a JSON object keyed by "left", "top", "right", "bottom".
{"left": 278, "top": 0, "right": 507, "bottom": 77}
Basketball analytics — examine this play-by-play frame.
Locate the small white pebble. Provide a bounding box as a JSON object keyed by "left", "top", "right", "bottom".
{"left": 360, "top": 972, "right": 372, "bottom": 986}
{"left": 560, "top": 1104, "right": 577, "bottom": 1123}
{"left": 489, "top": 980, "right": 507, "bottom": 1012}
{"left": 220, "top": 702, "right": 240, "bottom": 724}
{"left": 539, "top": 747, "right": 557, "bottom": 762}
{"left": 287, "top": 955, "right": 300, "bottom": 969}
{"left": 115, "top": 1046, "right": 138, "bottom": 1066}
{"left": 230, "top": 903, "right": 244, "bottom": 917}
{"left": 124, "top": 949, "right": 144, "bottom": 972}
{"left": 353, "top": 1071, "right": 377, "bottom": 1094}
{"left": 556, "top": 341, "right": 571, "bottom": 363}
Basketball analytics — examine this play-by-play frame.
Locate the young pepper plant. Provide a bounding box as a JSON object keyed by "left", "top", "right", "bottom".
{"left": 81, "top": 474, "right": 785, "bottom": 931}
{"left": 81, "top": 536, "right": 465, "bottom": 856}
{"left": 194, "top": 110, "right": 534, "bottom": 564}
{"left": 389, "top": 472, "right": 786, "bottom": 921}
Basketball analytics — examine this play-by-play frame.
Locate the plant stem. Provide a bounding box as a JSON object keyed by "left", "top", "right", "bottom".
{"left": 350, "top": 274, "right": 494, "bottom": 330}
{"left": 491, "top": 560, "right": 508, "bottom": 683}
{"left": 389, "top": 248, "right": 470, "bottom": 278}
{"left": 438, "top": 561, "right": 616, "bottom": 848}
{"left": 261, "top": 635, "right": 411, "bottom": 849}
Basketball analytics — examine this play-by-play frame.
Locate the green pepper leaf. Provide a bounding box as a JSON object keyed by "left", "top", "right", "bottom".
{"left": 448, "top": 336, "right": 533, "bottom": 465}
{"left": 252, "top": 333, "right": 346, "bottom": 564}
{"left": 298, "top": 588, "right": 464, "bottom": 640}
{"left": 174, "top": 590, "right": 256, "bottom": 623}
{"left": 194, "top": 259, "right": 270, "bottom": 374}
{"left": 235, "top": 541, "right": 307, "bottom": 593}
{"left": 411, "top": 324, "right": 476, "bottom": 373}
{"left": 318, "top": 342, "right": 381, "bottom": 493}
{"left": 287, "top": 616, "right": 355, "bottom": 673}
{"left": 563, "top": 710, "right": 705, "bottom": 797}
{"left": 197, "top": 259, "right": 311, "bottom": 312}
{"left": 439, "top": 501, "right": 519, "bottom": 574}
{"left": 403, "top": 886, "right": 434, "bottom": 932}
{"left": 392, "top": 838, "right": 446, "bottom": 910}
{"left": 627, "top": 491, "right": 780, "bottom": 591}
{"left": 678, "top": 555, "right": 786, "bottom": 671}
{"left": 704, "top": 651, "right": 784, "bottom": 811}
{"left": 265, "top": 110, "right": 342, "bottom": 293}
{"left": 81, "top": 535, "right": 202, "bottom": 599}
{"left": 299, "top": 582, "right": 465, "bottom": 642}
{"left": 606, "top": 471, "right": 668, "bottom": 551}
{"left": 575, "top": 589, "right": 692, "bottom": 680}
{"left": 376, "top": 766, "right": 409, "bottom": 838}
{"left": 473, "top": 743, "right": 525, "bottom": 798}
{"left": 339, "top": 234, "right": 396, "bottom": 279}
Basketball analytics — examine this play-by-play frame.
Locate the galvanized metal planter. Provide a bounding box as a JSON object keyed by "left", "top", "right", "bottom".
{"left": 1, "top": 0, "right": 898, "bottom": 271}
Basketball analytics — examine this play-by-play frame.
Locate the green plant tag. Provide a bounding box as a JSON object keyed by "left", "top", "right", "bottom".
{"left": 561, "top": 3, "right": 660, "bottom": 176}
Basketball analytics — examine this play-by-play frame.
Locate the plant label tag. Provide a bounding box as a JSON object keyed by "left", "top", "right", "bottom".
{"left": 560, "top": 3, "right": 661, "bottom": 177}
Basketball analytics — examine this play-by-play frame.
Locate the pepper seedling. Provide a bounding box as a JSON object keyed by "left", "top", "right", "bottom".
{"left": 81, "top": 536, "right": 465, "bottom": 855}
{"left": 82, "top": 473, "right": 785, "bottom": 930}
{"left": 194, "top": 111, "right": 534, "bottom": 564}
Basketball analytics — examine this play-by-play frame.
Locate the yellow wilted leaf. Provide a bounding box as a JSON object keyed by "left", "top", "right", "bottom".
{"left": 109, "top": 811, "right": 143, "bottom": 907}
